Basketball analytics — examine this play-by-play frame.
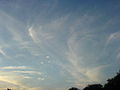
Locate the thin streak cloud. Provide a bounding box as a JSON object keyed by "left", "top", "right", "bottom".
{"left": 0, "top": 71, "right": 28, "bottom": 89}
{"left": 106, "top": 31, "right": 120, "bottom": 46}
{"left": 0, "top": 66, "right": 31, "bottom": 70}
{"left": 12, "top": 71, "right": 42, "bottom": 75}
{"left": 0, "top": 48, "right": 6, "bottom": 56}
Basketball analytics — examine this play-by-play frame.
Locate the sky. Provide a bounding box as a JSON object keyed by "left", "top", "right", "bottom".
{"left": 0, "top": 0, "right": 120, "bottom": 90}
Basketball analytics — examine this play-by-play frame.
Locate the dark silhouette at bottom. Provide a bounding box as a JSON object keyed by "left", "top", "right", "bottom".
{"left": 7, "top": 88, "right": 11, "bottom": 90}
{"left": 83, "top": 84, "right": 103, "bottom": 90}
{"left": 69, "top": 87, "right": 79, "bottom": 90}
{"left": 69, "top": 70, "right": 120, "bottom": 90}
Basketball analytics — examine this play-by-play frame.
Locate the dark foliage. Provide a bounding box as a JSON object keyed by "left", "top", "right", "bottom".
{"left": 69, "top": 87, "right": 79, "bottom": 90}
{"left": 83, "top": 84, "right": 103, "bottom": 90}
{"left": 69, "top": 71, "right": 120, "bottom": 90}
{"left": 104, "top": 71, "right": 120, "bottom": 90}
{"left": 7, "top": 88, "right": 11, "bottom": 90}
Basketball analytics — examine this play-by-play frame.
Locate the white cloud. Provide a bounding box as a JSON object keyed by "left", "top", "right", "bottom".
{"left": 46, "top": 55, "right": 50, "bottom": 59}
{"left": 0, "top": 10, "right": 24, "bottom": 43}
{"left": 28, "top": 26, "right": 54, "bottom": 44}
{"left": 0, "top": 48, "right": 6, "bottom": 56}
{"left": 0, "top": 71, "right": 44, "bottom": 90}
{"left": 106, "top": 31, "right": 120, "bottom": 46}
{"left": 0, "top": 71, "right": 28, "bottom": 89}
{"left": 40, "top": 62, "right": 44, "bottom": 65}
{"left": 28, "top": 26, "right": 40, "bottom": 43}
{"left": 0, "top": 66, "right": 31, "bottom": 70}
{"left": 23, "top": 76, "right": 32, "bottom": 79}
{"left": 0, "top": 48, "right": 10, "bottom": 59}
{"left": 38, "top": 77, "right": 45, "bottom": 81}
{"left": 12, "top": 71, "right": 42, "bottom": 75}
{"left": 60, "top": 31, "right": 109, "bottom": 87}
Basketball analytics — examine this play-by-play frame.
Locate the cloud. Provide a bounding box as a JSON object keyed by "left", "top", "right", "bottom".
{"left": 28, "top": 26, "right": 54, "bottom": 44}
{"left": 0, "top": 76, "right": 23, "bottom": 86}
{"left": 0, "top": 48, "right": 11, "bottom": 59}
{"left": 0, "top": 10, "right": 45, "bottom": 59}
{"left": 28, "top": 26, "right": 40, "bottom": 43}
{"left": 12, "top": 71, "right": 42, "bottom": 75}
{"left": 0, "top": 71, "right": 28, "bottom": 89}
{"left": 106, "top": 31, "right": 120, "bottom": 46}
{"left": 0, "top": 66, "right": 44, "bottom": 82}
{"left": 60, "top": 14, "right": 120, "bottom": 88}
{"left": 0, "top": 48, "right": 6, "bottom": 56}
{"left": 26, "top": 15, "right": 69, "bottom": 57}
{"left": 27, "top": 15, "right": 69, "bottom": 45}
{"left": 46, "top": 55, "right": 50, "bottom": 59}
{"left": 0, "top": 10, "right": 24, "bottom": 43}
{"left": 0, "top": 70, "right": 45, "bottom": 89}
{"left": 60, "top": 31, "right": 110, "bottom": 87}
{"left": 0, "top": 70, "right": 45, "bottom": 90}
{"left": 0, "top": 66, "right": 31, "bottom": 70}
{"left": 37, "top": 77, "right": 45, "bottom": 81}
{"left": 103, "top": 31, "right": 120, "bottom": 57}
{"left": 23, "top": 76, "right": 32, "bottom": 79}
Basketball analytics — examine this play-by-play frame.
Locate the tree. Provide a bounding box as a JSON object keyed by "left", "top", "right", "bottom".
{"left": 7, "top": 88, "right": 11, "bottom": 90}
{"left": 104, "top": 71, "right": 120, "bottom": 90}
{"left": 69, "top": 70, "right": 120, "bottom": 90}
{"left": 69, "top": 87, "right": 79, "bottom": 90}
{"left": 83, "top": 84, "right": 103, "bottom": 90}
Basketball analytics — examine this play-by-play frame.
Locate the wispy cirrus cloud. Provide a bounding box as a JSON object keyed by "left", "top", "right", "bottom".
{"left": 0, "top": 70, "right": 44, "bottom": 89}
{"left": 103, "top": 31, "right": 120, "bottom": 62}
{"left": 37, "top": 77, "right": 45, "bottom": 81}
{"left": 106, "top": 31, "right": 120, "bottom": 46}
{"left": 0, "top": 71, "right": 28, "bottom": 89}
{"left": 28, "top": 26, "right": 40, "bottom": 44}
{"left": 0, "top": 48, "right": 11, "bottom": 59}
{"left": 60, "top": 30, "right": 111, "bottom": 87}
{"left": 28, "top": 26, "right": 54, "bottom": 44}
{"left": 0, "top": 66, "right": 31, "bottom": 70}
{"left": 0, "top": 65, "right": 44, "bottom": 79}
{"left": 28, "top": 15, "right": 69, "bottom": 44}
{"left": 0, "top": 48, "right": 6, "bottom": 56}
{"left": 60, "top": 13, "right": 120, "bottom": 88}
{"left": 0, "top": 10, "right": 24, "bottom": 43}
{"left": 13, "top": 71, "right": 42, "bottom": 75}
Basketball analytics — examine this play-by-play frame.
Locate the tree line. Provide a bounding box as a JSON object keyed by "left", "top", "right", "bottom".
{"left": 69, "top": 70, "right": 120, "bottom": 90}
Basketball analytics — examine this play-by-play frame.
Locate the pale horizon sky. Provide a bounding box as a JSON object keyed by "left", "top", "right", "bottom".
{"left": 0, "top": 0, "right": 120, "bottom": 90}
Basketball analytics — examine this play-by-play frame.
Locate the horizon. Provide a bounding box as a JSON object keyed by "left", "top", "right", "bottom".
{"left": 0, "top": 0, "right": 120, "bottom": 90}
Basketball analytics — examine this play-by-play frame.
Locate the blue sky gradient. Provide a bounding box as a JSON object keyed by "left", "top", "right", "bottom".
{"left": 0, "top": 0, "right": 120, "bottom": 90}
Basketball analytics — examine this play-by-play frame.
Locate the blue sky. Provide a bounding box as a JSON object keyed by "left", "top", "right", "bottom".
{"left": 0, "top": 0, "right": 120, "bottom": 90}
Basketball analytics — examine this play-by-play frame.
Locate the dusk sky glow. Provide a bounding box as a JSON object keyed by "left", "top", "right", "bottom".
{"left": 0, "top": 0, "right": 120, "bottom": 90}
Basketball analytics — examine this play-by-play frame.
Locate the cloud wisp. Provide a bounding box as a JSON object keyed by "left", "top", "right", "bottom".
{"left": 0, "top": 66, "right": 31, "bottom": 70}
{"left": 0, "top": 48, "right": 7, "bottom": 57}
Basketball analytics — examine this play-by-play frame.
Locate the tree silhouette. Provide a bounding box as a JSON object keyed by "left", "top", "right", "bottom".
{"left": 83, "top": 84, "right": 103, "bottom": 90}
{"left": 7, "top": 88, "right": 11, "bottom": 90}
{"left": 69, "top": 87, "right": 79, "bottom": 90}
{"left": 68, "top": 70, "right": 120, "bottom": 90}
{"left": 104, "top": 71, "right": 120, "bottom": 90}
